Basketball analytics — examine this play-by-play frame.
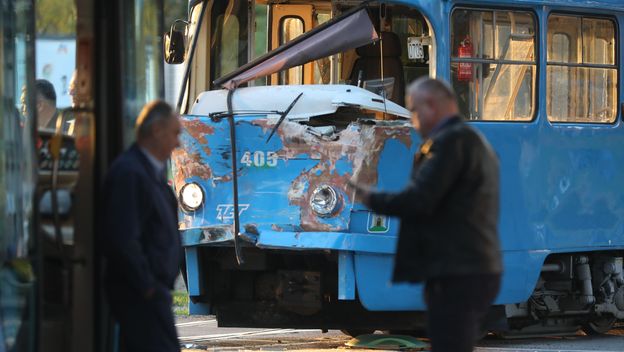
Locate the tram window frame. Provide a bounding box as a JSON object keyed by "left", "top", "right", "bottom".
{"left": 450, "top": 8, "right": 537, "bottom": 122}
{"left": 546, "top": 14, "right": 618, "bottom": 124}
{"left": 278, "top": 15, "right": 305, "bottom": 85}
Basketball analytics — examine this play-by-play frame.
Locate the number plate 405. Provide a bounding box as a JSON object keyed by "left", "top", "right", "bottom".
{"left": 240, "top": 151, "right": 278, "bottom": 167}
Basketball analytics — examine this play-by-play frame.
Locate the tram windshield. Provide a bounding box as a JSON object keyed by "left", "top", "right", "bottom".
{"left": 171, "top": 1, "right": 433, "bottom": 113}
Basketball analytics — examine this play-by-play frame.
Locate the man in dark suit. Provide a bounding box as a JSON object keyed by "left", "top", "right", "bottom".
{"left": 350, "top": 77, "right": 502, "bottom": 352}
{"left": 102, "top": 100, "right": 182, "bottom": 352}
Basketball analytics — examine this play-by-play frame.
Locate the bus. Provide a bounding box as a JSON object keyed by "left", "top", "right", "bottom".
{"left": 1, "top": 0, "right": 175, "bottom": 351}
{"left": 169, "top": 0, "right": 624, "bottom": 337}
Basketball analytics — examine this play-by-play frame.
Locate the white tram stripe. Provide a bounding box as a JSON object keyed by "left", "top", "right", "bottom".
{"left": 179, "top": 328, "right": 317, "bottom": 342}
{"left": 175, "top": 319, "right": 217, "bottom": 327}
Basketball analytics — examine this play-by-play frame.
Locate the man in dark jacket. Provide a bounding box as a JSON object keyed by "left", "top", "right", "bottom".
{"left": 102, "top": 100, "right": 182, "bottom": 352}
{"left": 351, "top": 77, "right": 502, "bottom": 352}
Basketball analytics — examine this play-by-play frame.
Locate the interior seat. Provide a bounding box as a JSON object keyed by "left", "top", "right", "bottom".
{"left": 349, "top": 31, "right": 405, "bottom": 106}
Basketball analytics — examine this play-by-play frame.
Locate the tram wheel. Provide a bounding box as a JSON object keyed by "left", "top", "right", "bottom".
{"left": 582, "top": 316, "right": 616, "bottom": 335}
{"left": 340, "top": 329, "right": 375, "bottom": 337}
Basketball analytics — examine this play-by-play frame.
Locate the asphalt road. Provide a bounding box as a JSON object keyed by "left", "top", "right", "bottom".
{"left": 176, "top": 315, "right": 624, "bottom": 351}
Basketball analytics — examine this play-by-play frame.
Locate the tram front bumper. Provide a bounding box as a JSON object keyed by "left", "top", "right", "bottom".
{"left": 181, "top": 227, "right": 397, "bottom": 254}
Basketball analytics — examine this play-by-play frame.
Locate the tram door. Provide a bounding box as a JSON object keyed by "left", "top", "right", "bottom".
{"left": 266, "top": 2, "right": 333, "bottom": 85}
{"left": 269, "top": 4, "right": 314, "bottom": 85}
{"left": 0, "top": 0, "right": 168, "bottom": 351}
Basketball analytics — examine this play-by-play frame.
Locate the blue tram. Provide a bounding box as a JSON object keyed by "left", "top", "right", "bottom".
{"left": 169, "top": 0, "right": 624, "bottom": 336}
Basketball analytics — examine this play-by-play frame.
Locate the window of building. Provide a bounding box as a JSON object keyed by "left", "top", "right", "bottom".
{"left": 547, "top": 15, "right": 617, "bottom": 123}
{"left": 451, "top": 9, "right": 536, "bottom": 121}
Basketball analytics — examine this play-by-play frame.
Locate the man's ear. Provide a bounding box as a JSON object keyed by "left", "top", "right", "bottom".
{"left": 151, "top": 120, "right": 165, "bottom": 139}
{"left": 36, "top": 98, "right": 44, "bottom": 112}
{"left": 424, "top": 96, "right": 436, "bottom": 112}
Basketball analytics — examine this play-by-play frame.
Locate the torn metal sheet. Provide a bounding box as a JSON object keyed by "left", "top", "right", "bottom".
{"left": 190, "top": 85, "right": 410, "bottom": 121}
{"left": 172, "top": 85, "right": 419, "bottom": 239}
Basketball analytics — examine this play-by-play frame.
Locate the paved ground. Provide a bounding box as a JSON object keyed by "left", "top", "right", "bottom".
{"left": 176, "top": 315, "right": 624, "bottom": 351}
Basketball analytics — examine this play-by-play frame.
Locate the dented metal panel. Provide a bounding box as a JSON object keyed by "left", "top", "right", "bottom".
{"left": 190, "top": 85, "right": 410, "bottom": 121}
{"left": 172, "top": 87, "right": 419, "bottom": 247}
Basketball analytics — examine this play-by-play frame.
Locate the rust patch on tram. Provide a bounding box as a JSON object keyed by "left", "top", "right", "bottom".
{"left": 171, "top": 148, "right": 213, "bottom": 191}
{"left": 182, "top": 119, "right": 215, "bottom": 145}
{"left": 252, "top": 118, "right": 413, "bottom": 231}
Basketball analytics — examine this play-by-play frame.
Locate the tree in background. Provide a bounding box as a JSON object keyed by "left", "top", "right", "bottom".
{"left": 36, "top": 0, "right": 77, "bottom": 36}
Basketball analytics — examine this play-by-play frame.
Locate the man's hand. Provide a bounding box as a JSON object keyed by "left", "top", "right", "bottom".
{"left": 346, "top": 179, "right": 372, "bottom": 207}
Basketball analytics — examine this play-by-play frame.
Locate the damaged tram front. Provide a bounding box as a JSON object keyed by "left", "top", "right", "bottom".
{"left": 169, "top": 0, "right": 430, "bottom": 331}
{"left": 167, "top": 0, "right": 624, "bottom": 337}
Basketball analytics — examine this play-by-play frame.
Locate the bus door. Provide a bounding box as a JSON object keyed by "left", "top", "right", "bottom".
{"left": 270, "top": 4, "right": 314, "bottom": 85}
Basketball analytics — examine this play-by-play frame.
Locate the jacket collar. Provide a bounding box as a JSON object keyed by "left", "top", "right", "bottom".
{"left": 427, "top": 115, "right": 462, "bottom": 139}
{"left": 129, "top": 143, "right": 164, "bottom": 183}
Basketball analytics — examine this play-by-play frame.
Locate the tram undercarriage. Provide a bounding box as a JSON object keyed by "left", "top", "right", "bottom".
{"left": 188, "top": 247, "right": 427, "bottom": 332}
{"left": 189, "top": 247, "right": 624, "bottom": 337}
{"left": 503, "top": 252, "right": 624, "bottom": 337}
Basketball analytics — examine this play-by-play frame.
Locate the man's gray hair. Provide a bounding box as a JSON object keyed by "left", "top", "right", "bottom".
{"left": 135, "top": 100, "right": 175, "bottom": 140}
{"left": 407, "top": 77, "right": 457, "bottom": 102}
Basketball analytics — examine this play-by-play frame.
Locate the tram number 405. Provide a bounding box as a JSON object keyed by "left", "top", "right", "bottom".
{"left": 240, "top": 151, "right": 278, "bottom": 167}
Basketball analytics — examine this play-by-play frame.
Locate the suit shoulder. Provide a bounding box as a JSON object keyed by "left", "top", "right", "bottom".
{"left": 106, "top": 149, "right": 147, "bottom": 181}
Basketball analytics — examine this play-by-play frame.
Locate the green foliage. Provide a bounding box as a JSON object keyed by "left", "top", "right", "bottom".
{"left": 35, "top": 0, "right": 186, "bottom": 36}
{"left": 164, "top": 0, "right": 187, "bottom": 29}
{"left": 36, "top": 0, "right": 77, "bottom": 36}
{"left": 173, "top": 290, "right": 189, "bottom": 316}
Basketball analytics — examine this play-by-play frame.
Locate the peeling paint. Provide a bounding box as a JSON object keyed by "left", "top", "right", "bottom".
{"left": 174, "top": 110, "right": 416, "bottom": 234}
{"left": 171, "top": 148, "right": 213, "bottom": 191}
{"left": 182, "top": 119, "right": 215, "bottom": 144}
{"left": 252, "top": 118, "right": 413, "bottom": 231}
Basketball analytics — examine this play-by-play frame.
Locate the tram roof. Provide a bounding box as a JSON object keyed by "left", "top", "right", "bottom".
{"left": 445, "top": 0, "right": 624, "bottom": 11}
{"left": 190, "top": 85, "right": 411, "bottom": 120}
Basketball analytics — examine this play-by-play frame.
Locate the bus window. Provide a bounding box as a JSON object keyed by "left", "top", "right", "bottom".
{"left": 451, "top": 9, "right": 536, "bottom": 121}
{"left": 1, "top": 2, "right": 36, "bottom": 350}
{"left": 547, "top": 15, "right": 616, "bottom": 123}
{"left": 279, "top": 16, "right": 305, "bottom": 85}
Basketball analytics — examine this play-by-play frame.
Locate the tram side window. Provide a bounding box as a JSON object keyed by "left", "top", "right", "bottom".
{"left": 451, "top": 9, "right": 536, "bottom": 121}
{"left": 547, "top": 15, "right": 616, "bottom": 123}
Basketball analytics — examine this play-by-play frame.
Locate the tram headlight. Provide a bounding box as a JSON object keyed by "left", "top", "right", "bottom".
{"left": 179, "top": 182, "right": 204, "bottom": 211}
{"left": 310, "top": 184, "right": 339, "bottom": 217}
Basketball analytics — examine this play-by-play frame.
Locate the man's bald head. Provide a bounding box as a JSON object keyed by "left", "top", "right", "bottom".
{"left": 136, "top": 100, "right": 175, "bottom": 140}
{"left": 135, "top": 100, "right": 181, "bottom": 161}
{"left": 406, "top": 77, "right": 459, "bottom": 138}
{"left": 407, "top": 77, "right": 456, "bottom": 105}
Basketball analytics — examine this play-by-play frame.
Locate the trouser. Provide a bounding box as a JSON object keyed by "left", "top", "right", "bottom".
{"left": 108, "top": 285, "right": 180, "bottom": 352}
{"left": 425, "top": 274, "right": 501, "bottom": 352}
